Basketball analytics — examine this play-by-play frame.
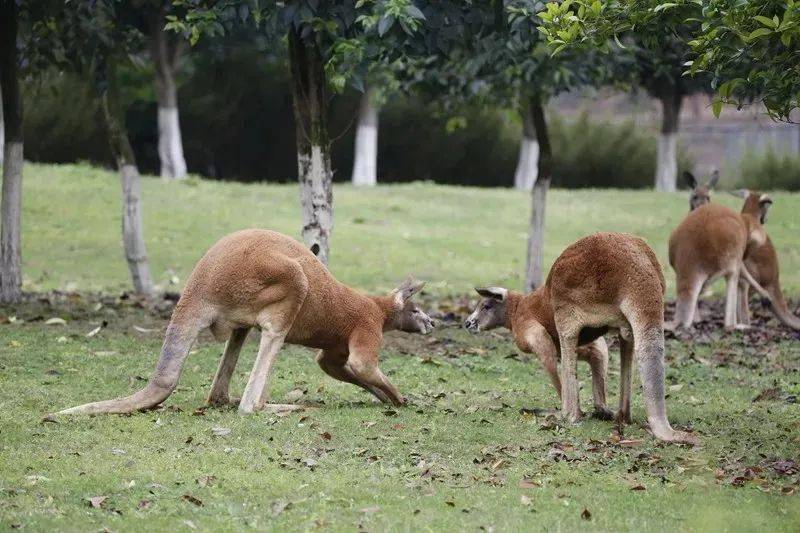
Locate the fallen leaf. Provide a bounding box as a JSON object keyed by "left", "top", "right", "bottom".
{"left": 361, "top": 506, "right": 381, "bottom": 513}
{"left": 270, "top": 500, "right": 292, "bottom": 516}
{"left": 753, "top": 388, "right": 781, "bottom": 402}
{"left": 668, "top": 384, "right": 683, "bottom": 392}
{"left": 284, "top": 388, "right": 306, "bottom": 402}
{"left": 137, "top": 499, "right": 151, "bottom": 510}
{"left": 518, "top": 478, "right": 540, "bottom": 489}
{"left": 618, "top": 439, "right": 644, "bottom": 447}
{"left": 110, "top": 448, "right": 126, "bottom": 455}
{"left": 87, "top": 496, "right": 107, "bottom": 508}
{"left": 133, "top": 325, "right": 158, "bottom": 333}
{"left": 86, "top": 326, "right": 102, "bottom": 338}
{"left": 445, "top": 501, "right": 455, "bottom": 507}
{"left": 45, "top": 317, "right": 67, "bottom": 326}
{"left": 520, "top": 495, "right": 532, "bottom": 506}
{"left": 629, "top": 485, "right": 646, "bottom": 491}
{"left": 196, "top": 475, "right": 216, "bottom": 487}
{"left": 581, "top": 508, "right": 592, "bottom": 520}
{"left": 183, "top": 520, "right": 197, "bottom": 529}
{"left": 211, "top": 427, "right": 231, "bottom": 437}
{"left": 181, "top": 494, "right": 203, "bottom": 506}
{"left": 320, "top": 431, "right": 332, "bottom": 441}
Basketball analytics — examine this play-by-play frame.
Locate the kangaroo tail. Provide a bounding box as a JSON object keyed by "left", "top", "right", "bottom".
{"left": 52, "top": 311, "right": 206, "bottom": 416}
{"left": 766, "top": 284, "right": 800, "bottom": 330}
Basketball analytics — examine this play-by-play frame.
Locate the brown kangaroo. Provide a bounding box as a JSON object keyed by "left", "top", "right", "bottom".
{"left": 668, "top": 191, "right": 769, "bottom": 329}
{"left": 468, "top": 232, "right": 696, "bottom": 444}
{"left": 53, "top": 229, "right": 434, "bottom": 416}
{"left": 736, "top": 195, "right": 800, "bottom": 329}
{"left": 464, "top": 286, "right": 613, "bottom": 419}
{"left": 685, "top": 169, "right": 719, "bottom": 211}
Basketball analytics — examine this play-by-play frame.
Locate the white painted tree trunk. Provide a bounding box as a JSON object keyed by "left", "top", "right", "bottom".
{"left": 525, "top": 177, "right": 549, "bottom": 291}
{"left": 0, "top": 141, "right": 22, "bottom": 302}
{"left": 514, "top": 136, "right": 539, "bottom": 190}
{"left": 655, "top": 132, "right": 677, "bottom": 192}
{"left": 524, "top": 98, "right": 551, "bottom": 292}
{"left": 120, "top": 163, "right": 154, "bottom": 296}
{"left": 654, "top": 94, "right": 682, "bottom": 192}
{"left": 150, "top": 10, "right": 187, "bottom": 181}
{"left": 351, "top": 89, "right": 378, "bottom": 186}
{"left": 157, "top": 105, "right": 187, "bottom": 179}
{"left": 298, "top": 145, "right": 333, "bottom": 265}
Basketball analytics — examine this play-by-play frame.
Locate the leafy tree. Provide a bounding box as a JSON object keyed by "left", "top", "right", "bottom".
{"left": 34, "top": 0, "right": 155, "bottom": 296}
{"left": 688, "top": 0, "right": 800, "bottom": 121}
{"left": 0, "top": 0, "right": 24, "bottom": 302}
{"left": 540, "top": 0, "right": 710, "bottom": 191}
{"left": 176, "top": 0, "right": 427, "bottom": 265}
{"left": 405, "top": 0, "right": 606, "bottom": 289}
{"left": 539, "top": 0, "right": 799, "bottom": 121}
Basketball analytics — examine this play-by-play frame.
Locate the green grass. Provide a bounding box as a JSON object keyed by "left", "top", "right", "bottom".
{"left": 1, "top": 163, "right": 799, "bottom": 531}
{"left": 1, "top": 308, "right": 798, "bottom": 531}
{"left": 19, "top": 163, "right": 800, "bottom": 296}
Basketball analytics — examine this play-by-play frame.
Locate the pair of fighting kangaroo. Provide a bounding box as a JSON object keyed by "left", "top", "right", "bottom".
{"left": 54, "top": 226, "right": 702, "bottom": 444}
{"left": 669, "top": 171, "right": 799, "bottom": 330}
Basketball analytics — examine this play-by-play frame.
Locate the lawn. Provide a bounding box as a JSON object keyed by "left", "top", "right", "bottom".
{"left": 1, "top": 163, "right": 798, "bottom": 531}
{"left": 17, "top": 163, "right": 800, "bottom": 296}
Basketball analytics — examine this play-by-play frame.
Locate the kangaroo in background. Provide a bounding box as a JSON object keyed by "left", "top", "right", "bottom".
{"left": 668, "top": 189, "right": 769, "bottom": 329}
{"left": 464, "top": 286, "right": 613, "bottom": 419}
{"left": 52, "top": 229, "right": 434, "bottom": 416}
{"left": 467, "top": 233, "right": 697, "bottom": 444}
{"left": 685, "top": 169, "right": 719, "bottom": 211}
{"left": 733, "top": 192, "right": 800, "bottom": 329}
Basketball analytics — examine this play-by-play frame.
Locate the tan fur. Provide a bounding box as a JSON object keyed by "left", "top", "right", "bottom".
{"left": 467, "top": 233, "right": 697, "bottom": 445}
{"left": 52, "top": 230, "right": 434, "bottom": 416}
{"left": 740, "top": 229, "right": 800, "bottom": 330}
{"left": 685, "top": 170, "right": 719, "bottom": 211}
{"left": 668, "top": 192, "right": 770, "bottom": 329}
{"left": 669, "top": 189, "right": 773, "bottom": 329}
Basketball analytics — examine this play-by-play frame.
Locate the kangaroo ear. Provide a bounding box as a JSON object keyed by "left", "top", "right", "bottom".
{"left": 393, "top": 276, "right": 425, "bottom": 303}
{"left": 707, "top": 170, "right": 719, "bottom": 189}
{"left": 683, "top": 171, "right": 697, "bottom": 189}
{"left": 475, "top": 287, "right": 508, "bottom": 301}
{"left": 728, "top": 189, "right": 749, "bottom": 199}
{"left": 759, "top": 194, "right": 773, "bottom": 224}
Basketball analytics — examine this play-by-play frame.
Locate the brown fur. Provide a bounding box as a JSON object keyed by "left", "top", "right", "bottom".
{"left": 685, "top": 170, "right": 719, "bottom": 211}
{"left": 740, "top": 227, "right": 800, "bottom": 330}
{"left": 467, "top": 232, "right": 696, "bottom": 444}
{"left": 669, "top": 190, "right": 772, "bottom": 329}
{"left": 53, "top": 229, "right": 434, "bottom": 416}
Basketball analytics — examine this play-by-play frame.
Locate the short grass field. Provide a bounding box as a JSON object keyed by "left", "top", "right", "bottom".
{"left": 1, "top": 163, "right": 799, "bottom": 531}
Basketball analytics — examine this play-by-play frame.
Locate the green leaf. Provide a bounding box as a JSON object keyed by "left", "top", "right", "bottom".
{"left": 747, "top": 27, "right": 773, "bottom": 40}
{"left": 378, "top": 15, "right": 394, "bottom": 36}
{"left": 711, "top": 99, "right": 722, "bottom": 118}
{"left": 754, "top": 15, "right": 777, "bottom": 28}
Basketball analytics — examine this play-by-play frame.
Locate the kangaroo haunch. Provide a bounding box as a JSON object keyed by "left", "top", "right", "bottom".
{"left": 52, "top": 229, "right": 434, "bottom": 416}
{"left": 467, "top": 232, "right": 698, "bottom": 445}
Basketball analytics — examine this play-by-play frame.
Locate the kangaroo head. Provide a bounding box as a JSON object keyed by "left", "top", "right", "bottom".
{"left": 389, "top": 276, "right": 434, "bottom": 334}
{"left": 733, "top": 189, "right": 773, "bottom": 224}
{"left": 685, "top": 170, "right": 718, "bottom": 211}
{"left": 465, "top": 287, "right": 508, "bottom": 333}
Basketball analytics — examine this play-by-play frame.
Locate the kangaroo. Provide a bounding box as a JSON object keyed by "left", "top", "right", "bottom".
{"left": 685, "top": 170, "right": 719, "bottom": 211}
{"left": 467, "top": 232, "right": 696, "bottom": 444}
{"left": 668, "top": 190, "right": 770, "bottom": 329}
{"left": 735, "top": 195, "right": 800, "bottom": 329}
{"left": 464, "top": 286, "right": 613, "bottom": 419}
{"left": 52, "top": 229, "right": 434, "bottom": 416}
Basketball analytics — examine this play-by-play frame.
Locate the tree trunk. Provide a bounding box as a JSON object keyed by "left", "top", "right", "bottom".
{"left": 150, "top": 10, "right": 187, "bottom": 180}
{"left": 0, "top": 82, "right": 5, "bottom": 168}
{"left": 101, "top": 60, "right": 154, "bottom": 297}
{"left": 524, "top": 97, "right": 552, "bottom": 292}
{"left": 513, "top": 102, "right": 539, "bottom": 190}
{"left": 654, "top": 92, "right": 682, "bottom": 192}
{"left": 351, "top": 88, "right": 378, "bottom": 186}
{"left": 288, "top": 27, "right": 333, "bottom": 265}
{"left": 0, "top": 1, "right": 23, "bottom": 303}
